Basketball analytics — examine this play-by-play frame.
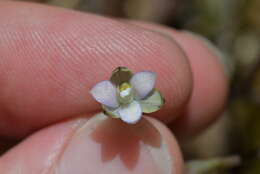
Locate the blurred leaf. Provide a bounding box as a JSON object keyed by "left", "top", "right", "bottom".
{"left": 186, "top": 156, "right": 241, "bottom": 174}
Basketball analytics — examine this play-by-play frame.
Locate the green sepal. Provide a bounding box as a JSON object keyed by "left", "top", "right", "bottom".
{"left": 139, "top": 89, "right": 165, "bottom": 113}
{"left": 102, "top": 105, "right": 120, "bottom": 118}
{"left": 110, "top": 67, "right": 133, "bottom": 86}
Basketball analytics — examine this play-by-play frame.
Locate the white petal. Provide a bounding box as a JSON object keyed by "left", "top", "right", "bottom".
{"left": 119, "top": 101, "right": 142, "bottom": 124}
{"left": 130, "top": 71, "right": 156, "bottom": 99}
{"left": 90, "top": 80, "right": 119, "bottom": 108}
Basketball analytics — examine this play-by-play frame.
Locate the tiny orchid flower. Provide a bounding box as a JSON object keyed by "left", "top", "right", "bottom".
{"left": 90, "top": 67, "right": 164, "bottom": 124}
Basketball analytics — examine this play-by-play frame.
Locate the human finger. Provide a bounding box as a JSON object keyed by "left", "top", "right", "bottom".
{"left": 0, "top": 114, "right": 183, "bottom": 174}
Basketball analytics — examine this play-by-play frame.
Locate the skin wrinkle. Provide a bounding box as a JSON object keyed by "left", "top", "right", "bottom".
{"left": 0, "top": 44, "right": 28, "bottom": 133}
{"left": 36, "top": 18, "right": 167, "bottom": 82}
{"left": 75, "top": 18, "right": 146, "bottom": 60}
{"left": 75, "top": 21, "right": 167, "bottom": 68}
{"left": 1, "top": 26, "right": 91, "bottom": 122}
{"left": 52, "top": 18, "right": 166, "bottom": 79}
{"left": 0, "top": 31, "right": 35, "bottom": 128}
{"left": 47, "top": 32, "right": 95, "bottom": 97}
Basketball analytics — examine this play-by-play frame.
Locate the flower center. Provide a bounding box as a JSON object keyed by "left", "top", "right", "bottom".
{"left": 118, "top": 82, "right": 133, "bottom": 104}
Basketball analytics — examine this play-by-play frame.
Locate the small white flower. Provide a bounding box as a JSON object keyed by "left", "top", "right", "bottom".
{"left": 90, "top": 67, "right": 164, "bottom": 124}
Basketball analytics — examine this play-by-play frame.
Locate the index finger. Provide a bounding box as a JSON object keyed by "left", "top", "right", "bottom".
{"left": 0, "top": 1, "right": 192, "bottom": 138}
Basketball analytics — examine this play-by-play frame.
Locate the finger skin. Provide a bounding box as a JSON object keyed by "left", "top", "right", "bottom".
{"left": 0, "top": 114, "right": 184, "bottom": 174}
{"left": 0, "top": 1, "right": 192, "bottom": 138}
{"left": 0, "top": 117, "right": 86, "bottom": 174}
{"left": 170, "top": 31, "right": 228, "bottom": 138}
{"left": 129, "top": 21, "right": 228, "bottom": 137}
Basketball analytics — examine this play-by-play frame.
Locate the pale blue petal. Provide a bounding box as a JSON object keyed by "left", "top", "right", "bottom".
{"left": 130, "top": 71, "right": 156, "bottom": 99}
{"left": 119, "top": 101, "right": 142, "bottom": 124}
{"left": 90, "top": 80, "right": 119, "bottom": 108}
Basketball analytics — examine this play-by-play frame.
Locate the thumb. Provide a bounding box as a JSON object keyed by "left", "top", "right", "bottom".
{"left": 0, "top": 113, "right": 183, "bottom": 174}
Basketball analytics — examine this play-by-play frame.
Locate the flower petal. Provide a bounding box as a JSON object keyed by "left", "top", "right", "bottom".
{"left": 139, "top": 89, "right": 165, "bottom": 113}
{"left": 130, "top": 71, "right": 156, "bottom": 99}
{"left": 90, "top": 80, "right": 119, "bottom": 108}
{"left": 119, "top": 101, "right": 142, "bottom": 124}
{"left": 110, "top": 67, "right": 133, "bottom": 86}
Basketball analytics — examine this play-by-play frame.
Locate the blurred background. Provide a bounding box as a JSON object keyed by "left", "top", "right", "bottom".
{"left": 9, "top": 0, "right": 260, "bottom": 173}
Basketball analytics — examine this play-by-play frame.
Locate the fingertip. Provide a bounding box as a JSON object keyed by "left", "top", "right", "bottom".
{"left": 57, "top": 113, "right": 184, "bottom": 174}
{"left": 0, "top": 114, "right": 184, "bottom": 174}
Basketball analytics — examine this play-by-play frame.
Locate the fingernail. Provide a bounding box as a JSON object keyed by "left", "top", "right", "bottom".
{"left": 55, "top": 113, "right": 173, "bottom": 174}
{"left": 182, "top": 31, "right": 234, "bottom": 78}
